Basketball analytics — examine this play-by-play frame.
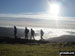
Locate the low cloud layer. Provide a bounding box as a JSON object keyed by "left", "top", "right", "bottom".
{"left": 0, "top": 13, "right": 75, "bottom": 20}
{"left": 0, "top": 13, "right": 75, "bottom": 29}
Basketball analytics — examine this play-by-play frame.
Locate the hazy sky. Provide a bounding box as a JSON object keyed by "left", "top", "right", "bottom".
{"left": 0, "top": 0, "right": 75, "bottom": 28}
{"left": 0, "top": 0, "right": 48, "bottom": 14}
{"left": 0, "top": 0, "right": 75, "bottom": 17}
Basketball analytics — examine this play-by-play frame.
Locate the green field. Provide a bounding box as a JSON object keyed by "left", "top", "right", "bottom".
{"left": 0, "top": 43, "right": 75, "bottom": 56}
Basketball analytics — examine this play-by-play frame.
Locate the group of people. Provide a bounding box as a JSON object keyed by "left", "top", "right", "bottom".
{"left": 14, "top": 26, "right": 44, "bottom": 40}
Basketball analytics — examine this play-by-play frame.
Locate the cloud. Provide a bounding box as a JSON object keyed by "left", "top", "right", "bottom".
{"left": 0, "top": 13, "right": 49, "bottom": 19}
{"left": 0, "top": 13, "right": 75, "bottom": 21}
{"left": 0, "top": 13, "right": 75, "bottom": 29}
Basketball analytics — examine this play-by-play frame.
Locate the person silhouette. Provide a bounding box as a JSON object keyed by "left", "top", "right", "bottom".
{"left": 30, "top": 28, "right": 35, "bottom": 40}
{"left": 14, "top": 26, "right": 17, "bottom": 39}
{"left": 40, "top": 29, "right": 44, "bottom": 40}
{"left": 25, "top": 27, "right": 29, "bottom": 40}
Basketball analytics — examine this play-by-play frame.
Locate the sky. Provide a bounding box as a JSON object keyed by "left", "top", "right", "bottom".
{"left": 0, "top": 0, "right": 48, "bottom": 14}
{"left": 0, "top": 0, "right": 75, "bottom": 28}
{"left": 0, "top": 0, "right": 75, "bottom": 17}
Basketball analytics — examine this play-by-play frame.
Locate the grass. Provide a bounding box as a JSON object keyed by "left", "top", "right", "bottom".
{"left": 0, "top": 43, "right": 75, "bottom": 56}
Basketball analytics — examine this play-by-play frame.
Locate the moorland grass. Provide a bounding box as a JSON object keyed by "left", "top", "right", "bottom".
{"left": 0, "top": 43, "right": 75, "bottom": 56}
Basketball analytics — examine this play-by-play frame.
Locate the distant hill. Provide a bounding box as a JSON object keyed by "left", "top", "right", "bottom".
{"left": 47, "top": 35, "right": 75, "bottom": 43}
{"left": 0, "top": 27, "right": 39, "bottom": 38}
{"left": 0, "top": 27, "right": 25, "bottom": 38}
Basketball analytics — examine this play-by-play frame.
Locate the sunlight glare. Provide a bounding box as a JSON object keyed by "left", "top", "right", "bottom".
{"left": 49, "top": 3, "right": 60, "bottom": 17}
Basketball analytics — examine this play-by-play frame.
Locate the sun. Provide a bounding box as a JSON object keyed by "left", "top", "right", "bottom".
{"left": 49, "top": 2, "right": 60, "bottom": 18}
{"left": 50, "top": 3, "right": 60, "bottom": 16}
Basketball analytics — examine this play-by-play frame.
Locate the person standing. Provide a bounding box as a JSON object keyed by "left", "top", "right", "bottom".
{"left": 40, "top": 29, "right": 44, "bottom": 40}
{"left": 25, "top": 27, "right": 29, "bottom": 40}
{"left": 30, "top": 28, "right": 35, "bottom": 40}
{"left": 14, "top": 26, "right": 17, "bottom": 39}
